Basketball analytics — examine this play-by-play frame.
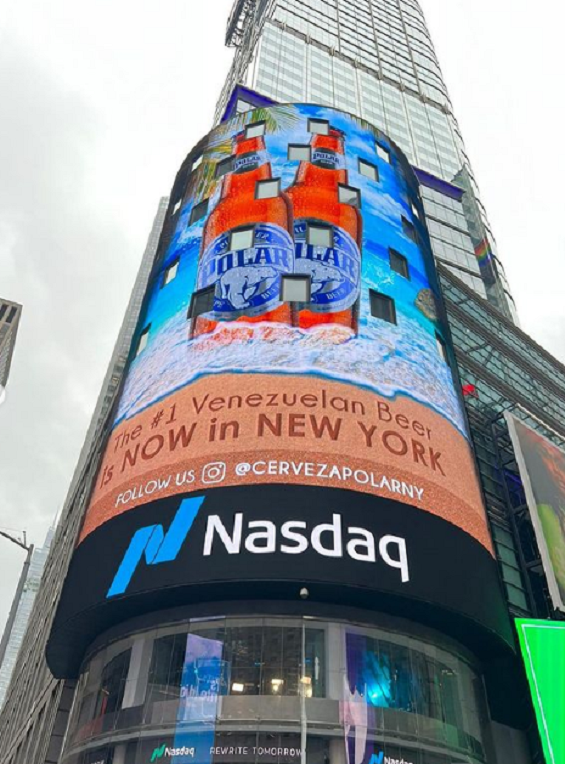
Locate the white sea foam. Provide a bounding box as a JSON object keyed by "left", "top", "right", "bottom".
{"left": 116, "top": 311, "right": 465, "bottom": 435}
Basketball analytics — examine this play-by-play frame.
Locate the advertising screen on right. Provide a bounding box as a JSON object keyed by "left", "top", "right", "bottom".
{"left": 516, "top": 619, "right": 565, "bottom": 764}
{"left": 506, "top": 414, "right": 565, "bottom": 613}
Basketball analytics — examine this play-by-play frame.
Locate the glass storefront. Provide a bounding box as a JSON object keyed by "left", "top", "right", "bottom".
{"left": 63, "top": 615, "right": 491, "bottom": 764}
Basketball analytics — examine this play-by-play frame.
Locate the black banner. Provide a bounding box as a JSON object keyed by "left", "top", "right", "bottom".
{"left": 47, "top": 485, "right": 513, "bottom": 677}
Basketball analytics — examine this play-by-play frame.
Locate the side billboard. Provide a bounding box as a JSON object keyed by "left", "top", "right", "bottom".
{"left": 506, "top": 414, "right": 565, "bottom": 613}
{"left": 516, "top": 619, "right": 565, "bottom": 764}
{"left": 47, "top": 104, "right": 512, "bottom": 676}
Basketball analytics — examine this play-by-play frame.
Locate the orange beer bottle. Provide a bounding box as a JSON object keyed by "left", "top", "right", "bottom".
{"left": 191, "top": 129, "right": 294, "bottom": 338}
{"left": 286, "top": 127, "right": 362, "bottom": 332}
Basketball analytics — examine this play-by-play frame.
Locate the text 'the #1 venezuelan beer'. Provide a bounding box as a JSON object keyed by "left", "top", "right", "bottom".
{"left": 190, "top": 128, "right": 294, "bottom": 339}
{"left": 287, "top": 127, "right": 362, "bottom": 333}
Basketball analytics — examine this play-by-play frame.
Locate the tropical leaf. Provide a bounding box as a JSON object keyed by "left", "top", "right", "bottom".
{"left": 192, "top": 104, "right": 302, "bottom": 201}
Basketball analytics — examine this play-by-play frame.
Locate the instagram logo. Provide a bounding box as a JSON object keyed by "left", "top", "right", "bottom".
{"left": 201, "top": 462, "right": 227, "bottom": 485}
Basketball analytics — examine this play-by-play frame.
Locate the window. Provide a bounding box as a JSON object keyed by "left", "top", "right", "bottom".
{"left": 230, "top": 226, "right": 255, "bottom": 251}
{"left": 436, "top": 332, "right": 448, "bottom": 363}
{"left": 245, "top": 121, "right": 266, "bottom": 139}
{"left": 236, "top": 99, "right": 253, "bottom": 114}
{"left": 338, "top": 184, "right": 361, "bottom": 208}
{"left": 6, "top": 306, "right": 17, "bottom": 324}
{"left": 369, "top": 291, "right": 397, "bottom": 324}
{"left": 389, "top": 249, "right": 410, "bottom": 279}
{"left": 189, "top": 286, "right": 215, "bottom": 318}
{"left": 288, "top": 144, "right": 311, "bottom": 162}
{"left": 281, "top": 275, "right": 311, "bottom": 302}
{"left": 308, "top": 118, "right": 330, "bottom": 135}
{"left": 358, "top": 159, "right": 379, "bottom": 181}
{"left": 307, "top": 223, "right": 333, "bottom": 248}
{"left": 256, "top": 179, "right": 281, "bottom": 200}
{"left": 402, "top": 216, "right": 417, "bottom": 241}
{"left": 162, "top": 259, "right": 179, "bottom": 287}
{"left": 216, "top": 156, "right": 234, "bottom": 178}
{"left": 376, "top": 142, "right": 391, "bottom": 163}
{"left": 0, "top": 304, "right": 6, "bottom": 321}
{"left": 172, "top": 199, "right": 182, "bottom": 215}
{"left": 136, "top": 325, "right": 150, "bottom": 356}
{"left": 192, "top": 154, "right": 203, "bottom": 172}
{"left": 190, "top": 199, "right": 209, "bottom": 225}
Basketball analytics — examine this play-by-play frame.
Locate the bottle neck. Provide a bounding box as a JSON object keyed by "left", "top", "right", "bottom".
{"left": 296, "top": 132, "right": 347, "bottom": 185}
{"left": 222, "top": 135, "right": 271, "bottom": 197}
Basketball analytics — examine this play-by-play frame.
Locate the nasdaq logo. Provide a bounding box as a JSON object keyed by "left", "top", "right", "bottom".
{"left": 107, "top": 497, "right": 205, "bottom": 598}
{"left": 150, "top": 744, "right": 195, "bottom": 762}
{"left": 151, "top": 745, "right": 166, "bottom": 763}
{"left": 370, "top": 753, "right": 413, "bottom": 764}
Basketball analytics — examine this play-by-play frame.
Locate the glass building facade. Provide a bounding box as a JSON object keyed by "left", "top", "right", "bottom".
{"left": 217, "top": 0, "right": 516, "bottom": 321}
{"left": 63, "top": 613, "right": 493, "bottom": 764}
{"left": 0, "top": 530, "right": 53, "bottom": 709}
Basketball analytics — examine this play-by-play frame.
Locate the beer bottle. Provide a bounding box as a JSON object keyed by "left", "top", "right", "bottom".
{"left": 190, "top": 128, "right": 294, "bottom": 339}
{"left": 286, "top": 127, "right": 362, "bottom": 333}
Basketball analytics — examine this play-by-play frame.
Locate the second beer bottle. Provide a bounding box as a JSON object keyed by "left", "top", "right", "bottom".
{"left": 286, "top": 125, "right": 363, "bottom": 333}
{"left": 191, "top": 126, "right": 294, "bottom": 339}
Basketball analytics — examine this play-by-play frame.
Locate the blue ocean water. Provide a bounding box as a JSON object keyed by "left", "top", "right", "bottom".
{"left": 117, "top": 104, "right": 466, "bottom": 436}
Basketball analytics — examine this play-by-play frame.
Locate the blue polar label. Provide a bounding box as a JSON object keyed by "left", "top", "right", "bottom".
{"left": 198, "top": 223, "right": 294, "bottom": 319}
{"left": 294, "top": 219, "right": 361, "bottom": 312}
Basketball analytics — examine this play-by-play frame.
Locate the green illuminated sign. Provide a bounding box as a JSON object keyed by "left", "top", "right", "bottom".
{"left": 516, "top": 619, "right": 565, "bottom": 764}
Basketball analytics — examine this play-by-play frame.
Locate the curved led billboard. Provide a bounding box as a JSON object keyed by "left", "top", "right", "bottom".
{"left": 48, "top": 105, "right": 512, "bottom": 676}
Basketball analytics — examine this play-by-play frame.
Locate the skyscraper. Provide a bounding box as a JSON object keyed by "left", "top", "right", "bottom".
{"left": 0, "top": 6, "right": 556, "bottom": 764}
{"left": 0, "top": 299, "right": 22, "bottom": 391}
{"left": 0, "top": 529, "right": 53, "bottom": 709}
{"left": 217, "top": 0, "right": 517, "bottom": 321}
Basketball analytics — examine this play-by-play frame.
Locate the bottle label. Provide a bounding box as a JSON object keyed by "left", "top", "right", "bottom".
{"left": 311, "top": 149, "right": 346, "bottom": 171}
{"left": 294, "top": 219, "right": 361, "bottom": 312}
{"left": 198, "top": 223, "right": 294, "bottom": 319}
{"left": 234, "top": 150, "right": 268, "bottom": 174}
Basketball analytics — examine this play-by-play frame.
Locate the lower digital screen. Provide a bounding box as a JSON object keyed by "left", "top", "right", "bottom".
{"left": 48, "top": 485, "right": 512, "bottom": 677}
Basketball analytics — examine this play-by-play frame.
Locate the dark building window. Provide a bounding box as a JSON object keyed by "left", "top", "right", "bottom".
{"left": 288, "top": 144, "right": 311, "bottom": 162}
{"left": 145, "top": 634, "right": 187, "bottom": 720}
{"left": 162, "top": 259, "right": 180, "bottom": 287}
{"left": 189, "top": 286, "right": 215, "bottom": 318}
{"left": 236, "top": 99, "right": 253, "bottom": 114}
{"left": 308, "top": 118, "right": 329, "bottom": 136}
{"left": 0, "top": 304, "right": 6, "bottom": 321}
{"left": 190, "top": 199, "right": 209, "bottom": 225}
{"left": 6, "top": 306, "right": 17, "bottom": 324}
{"left": 307, "top": 223, "right": 333, "bottom": 248}
{"left": 230, "top": 226, "right": 255, "bottom": 251}
{"left": 281, "top": 275, "right": 311, "bottom": 303}
{"left": 245, "top": 121, "right": 266, "bottom": 139}
{"left": 402, "top": 216, "right": 417, "bottom": 242}
{"left": 136, "top": 325, "right": 150, "bottom": 356}
{"left": 255, "top": 179, "right": 281, "bottom": 200}
{"left": 370, "top": 291, "right": 397, "bottom": 324}
{"left": 338, "top": 184, "right": 361, "bottom": 208}
{"left": 376, "top": 142, "right": 391, "bottom": 163}
{"left": 216, "top": 156, "right": 234, "bottom": 178}
{"left": 359, "top": 158, "right": 379, "bottom": 181}
{"left": 389, "top": 249, "right": 410, "bottom": 279}
{"left": 436, "top": 332, "right": 448, "bottom": 363}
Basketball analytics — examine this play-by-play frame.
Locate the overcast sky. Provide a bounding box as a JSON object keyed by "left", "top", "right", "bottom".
{"left": 0, "top": 0, "right": 563, "bottom": 634}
